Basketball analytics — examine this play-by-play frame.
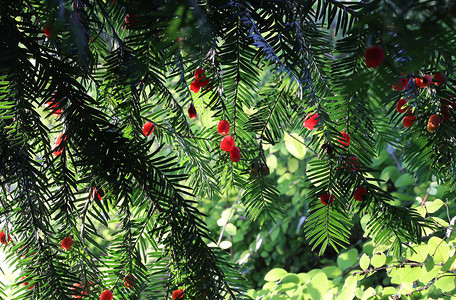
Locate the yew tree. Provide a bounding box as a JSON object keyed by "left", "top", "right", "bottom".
{"left": 1, "top": 0, "right": 456, "bottom": 299}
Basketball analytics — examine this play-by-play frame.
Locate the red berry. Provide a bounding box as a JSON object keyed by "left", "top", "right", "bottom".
{"left": 304, "top": 113, "right": 319, "bottom": 130}
{"left": 20, "top": 276, "right": 35, "bottom": 289}
{"left": 441, "top": 97, "right": 455, "bottom": 121}
{"left": 354, "top": 187, "right": 367, "bottom": 201}
{"left": 415, "top": 77, "right": 424, "bottom": 88}
{"left": 91, "top": 187, "right": 103, "bottom": 201}
{"left": 338, "top": 131, "right": 350, "bottom": 147}
{"left": 0, "top": 230, "right": 11, "bottom": 245}
{"left": 260, "top": 165, "right": 270, "bottom": 176}
{"left": 100, "top": 290, "right": 113, "bottom": 300}
{"left": 403, "top": 115, "right": 416, "bottom": 128}
{"left": 320, "top": 193, "right": 334, "bottom": 205}
{"left": 61, "top": 237, "right": 73, "bottom": 251}
{"left": 194, "top": 68, "right": 205, "bottom": 80}
{"left": 71, "top": 282, "right": 92, "bottom": 298}
{"left": 427, "top": 114, "right": 440, "bottom": 133}
{"left": 348, "top": 156, "right": 360, "bottom": 171}
{"left": 188, "top": 103, "right": 197, "bottom": 119}
{"left": 190, "top": 80, "right": 201, "bottom": 93}
{"left": 43, "top": 26, "right": 52, "bottom": 37}
{"left": 433, "top": 73, "right": 445, "bottom": 86}
{"left": 172, "top": 289, "right": 185, "bottom": 300}
{"left": 421, "top": 75, "right": 432, "bottom": 87}
{"left": 396, "top": 99, "right": 408, "bottom": 113}
{"left": 142, "top": 121, "right": 155, "bottom": 136}
{"left": 229, "top": 146, "right": 241, "bottom": 162}
{"left": 125, "top": 14, "right": 137, "bottom": 24}
{"left": 220, "top": 136, "right": 235, "bottom": 152}
{"left": 364, "top": 46, "right": 385, "bottom": 68}
{"left": 45, "top": 101, "right": 62, "bottom": 117}
{"left": 21, "top": 276, "right": 35, "bottom": 290}
{"left": 217, "top": 120, "right": 230, "bottom": 135}
{"left": 53, "top": 133, "right": 66, "bottom": 156}
{"left": 392, "top": 77, "right": 409, "bottom": 91}
{"left": 124, "top": 274, "right": 136, "bottom": 288}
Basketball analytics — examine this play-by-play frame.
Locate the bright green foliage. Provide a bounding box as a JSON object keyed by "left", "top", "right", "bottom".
{"left": 250, "top": 199, "right": 456, "bottom": 299}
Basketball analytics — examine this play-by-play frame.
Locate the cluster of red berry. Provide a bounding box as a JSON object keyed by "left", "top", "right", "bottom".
{"left": 190, "top": 68, "right": 210, "bottom": 93}
{"left": 304, "top": 112, "right": 362, "bottom": 205}
{"left": 393, "top": 72, "right": 448, "bottom": 131}
{"left": 320, "top": 186, "right": 367, "bottom": 206}
{"left": 218, "top": 120, "right": 241, "bottom": 162}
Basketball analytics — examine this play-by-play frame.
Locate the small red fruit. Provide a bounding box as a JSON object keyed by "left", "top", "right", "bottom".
{"left": 217, "top": 120, "right": 230, "bottom": 135}
{"left": 427, "top": 114, "right": 440, "bottom": 133}
{"left": 354, "top": 187, "right": 367, "bottom": 201}
{"left": 71, "top": 282, "right": 92, "bottom": 298}
{"left": 61, "top": 237, "right": 73, "bottom": 251}
{"left": 53, "top": 133, "right": 66, "bottom": 156}
{"left": 188, "top": 103, "right": 197, "bottom": 119}
{"left": 124, "top": 274, "right": 136, "bottom": 288}
{"left": 260, "top": 165, "right": 270, "bottom": 176}
{"left": 43, "top": 26, "right": 52, "bottom": 37}
{"left": 441, "top": 97, "right": 455, "bottom": 121}
{"left": 433, "top": 73, "right": 445, "bottom": 86}
{"left": 347, "top": 156, "right": 360, "bottom": 171}
{"left": 338, "top": 131, "right": 350, "bottom": 147}
{"left": 142, "top": 121, "right": 155, "bottom": 136}
{"left": 190, "top": 80, "right": 201, "bottom": 93}
{"left": 396, "top": 99, "right": 408, "bottom": 113}
{"left": 364, "top": 46, "right": 385, "bottom": 68}
{"left": 416, "top": 75, "right": 432, "bottom": 88}
{"left": 220, "top": 135, "right": 235, "bottom": 152}
{"left": 195, "top": 68, "right": 205, "bottom": 80}
{"left": 20, "top": 276, "right": 35, "bottom": 289}
{"left": 91, "top": 187, "right": 103, "bottom": 201}
{"left": 320, "top": 193, "right": 334, "bottom": 205}
{"left": 392, "top": 78, "right": 409, "bottom": 91}
{"left": 45, "top": 101, "right": 62, "bottom": 117}
{"left": 421, "top": 75, "right": 432, "bottom": 87}
{"left": 229, "top": 146, "right": 241, "bottom": 162}
{"left": 100, "top": 290, "right": 113, "bottom": 300}
{"left": 304, "top": 113, "right": 319, "bottom": 130}
{"left": 403, "top": 115, "right": 416, "bottom": 128}
{"left": 125, "top": 14, "right": 137, "bottom": 25}
{"left": 172, "top": 289, "right": 185, "bottom": 300}
{"left": 0, "top": 230, "right": 11, "bottom": 245}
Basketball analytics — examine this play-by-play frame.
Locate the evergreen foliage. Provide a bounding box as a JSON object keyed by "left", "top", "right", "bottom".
{"left": 0, "top": 0, "right": 455, "bottom": 299}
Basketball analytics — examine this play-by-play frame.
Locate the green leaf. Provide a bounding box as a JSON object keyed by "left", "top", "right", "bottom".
{"left": 321, "top": 266, "right": 342, "bottom": 279}
{"left": 337, "top": 248, "right": 359, "bottom": 271}
{"left": 281, "top": 274, "right": 300, "bottom": 284}
{"left": 407, "top": 244, "right": 428, "bottom": 263}
{"left": 307, "top": 272, "right": 328, "bottom": 300}
{"left": 359, "top": 253, "right": 370, "bottom": 270}
{"left": 428, "top": 237, "right": 449, "bottom": 264}
{"left": 419, "top": 265, "right": 441, "bottom": 284}
{"left": 370, "top": 253, "right": 386, "bottom": 268}
{"left": 425, "top": 199, "right": 444, "bottom": 213}
{"left": 434, "top": 275, "right": 456, "bottom": 292}
{"left": 266, "top": 154, "right": 278, "bottom": 170}
{"left": 395, "top": 173, "right": 415, "bottom": 188}
{"left": 361, "top": 287, "right": 376, "bottom": 300}
{"left": 399, "top": 265, "right": 422, "bottom": 283}
{"left": 225, "top": 223, "right": 237, "bottom": 236}
{"left": 264, "top": 268, "right": 288, "bottom": 282}
{"left": 284, "top": 133, "right": 306, "bottom": 159}
{"left": 287, "top": 158, "right": 299, "bottom": 173}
